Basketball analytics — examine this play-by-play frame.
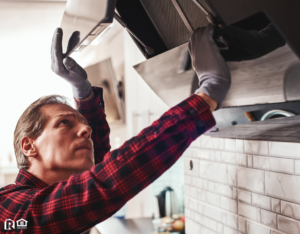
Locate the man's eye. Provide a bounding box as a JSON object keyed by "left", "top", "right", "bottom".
{"left": 59, "top": 119, "right": 68, "bottom": 125}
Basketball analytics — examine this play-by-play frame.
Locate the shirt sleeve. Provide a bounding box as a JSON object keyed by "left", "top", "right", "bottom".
{"left": 19, "top": 93, "right": 216, "bottom": 233}
{"left": 74, "top": 87, "right": 111, "bottom": 164}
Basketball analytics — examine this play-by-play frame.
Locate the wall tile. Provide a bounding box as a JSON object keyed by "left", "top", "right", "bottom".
{"left": 199, "top": 200, "right": 238, "bottom": 230}
{"left": 192, "top": 177, "right": 202, "bottom": 189}
{"left": 224, "top": 226, "right": 238, "bottom": 234}
{"left": 222, "top": 151, "right": 236, "bottom": 164}
{"left": 201, "top": 136, "right": 224, "bottom": 150}
{"left": 238, "top": 202, "right": 261, "bottom": 222}
{"left": 271, "top": 198, "right": 281, "bottom": 213}
{"left": 196, "top": 213, "right": 219, "bottom": 233}
{"left": 261, "top": 209, "right": 277, "bottom": 229}
{"left": 200, "top": 224, "right": 219, "bottom": 234}
{"left": 215, "top": 151, "right": 222, "bottom": 162}
{"left": 185, "top": 185, "right": 191, "bottom": 197}
{"left": 236, "top": 140, "right": 244, "bottom": 153}
{"left": 191, "top": 186, "right": 197, "bottom": 199}
{"left": 191, "top": 137, "right": 201, "bottom": 148}
{"left": 183, "top": 148, "right": 192, "bottom": 158}
{"left": 227, "top": 164, "right": 237, "bottom": 186}
{"left": 233, "top": 188, "right": 237, "bottom": 200}
{"left": 246, "top": 220, "right": 271, "bottom": 234}
{"left": 237, "top": 153, "right": 247, "bottom": 167}
{"left": 202, "top": 179, "right": 209, "bottom": 190}
{"left": 185, "top": 197, "right": 197, "bottom": 211}
{"left": 281, "top": 200, "right": 300, "bottom": 221}
{"left": 207, "top": 179, "right": 237, "bottom": 199}
{"left": 265, "top": 171, "right": 300, "bottom": 204}
{"left": 185, "top": 208, "right": 195, "bottom": 219}
{"left": 278, "top": 215, "right": 300, "bottom": 234}
{"left": 199, "top": 161, "right": 228, "bottom": 185}
{"left": 253, "top": 155, "right": 294, "bottom": 174}
{"left": 186, "top": 219, "right": 201, "bottom": 234}
{"left": 184, "top": 157, "right": 199, "bottom": 177}
{"left": 221, "top": 196, "right": 238, "bottom": 213}
{"left": 224, "top": 138, "right": 236, "bottom": 152}
{"left": 185, "top": 175, "right": 192, "bottom": 185}
{"left": 252, "top": 193, "right": 271, "bottom": 210}
{"left": 197, "top": 189, "right": 220, "bottom": 207}
{"left": 186, "top": 136, "right": 300, "bottom": 234}
{"left": 238, "top": 190, "right": 252, "bottom": 204}
{"left": 190, "top": 148, "right": 198, "bottom": 158}
{"left": 247, "top": 155, "right": 253, "bottom": 168}
{"left": 199, "top": 200, "right": 221, "bottom": 222}
{"left": 271, "top": 230, "right": 286, "bottom": 234}
{"left": 238, "top": 217, "right": 246, "bottom": 233}
{"left": 196, "top": 149, "right": 215, "bottom": 161}
{"left": 237, "top": 167, "right": 265, "bottom": 193}
{"left": 295, "top": 160, "right": 300, "bottom": 175}
{"left": 244, "top": 140, "right": 268, "bottom": 155}
{"left": 269, "top": 141, "right": 300, "bottom": 159}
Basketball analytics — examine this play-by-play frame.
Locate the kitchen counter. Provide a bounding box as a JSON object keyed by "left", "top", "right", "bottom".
{"left": 95, "top": 217, "right": 155, "bottom": 234}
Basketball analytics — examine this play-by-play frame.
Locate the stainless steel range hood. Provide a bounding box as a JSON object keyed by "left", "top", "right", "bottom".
{"left": 134, "top": 43, "right": 300, "bottom": 108}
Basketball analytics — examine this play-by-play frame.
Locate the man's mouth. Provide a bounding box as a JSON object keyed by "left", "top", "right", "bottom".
{"left": 76, "top": 143, "right": 93, "bottom": 151}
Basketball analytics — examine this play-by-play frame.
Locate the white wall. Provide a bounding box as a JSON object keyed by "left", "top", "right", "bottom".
{"left": 0, "top": 2, "right": 70, "bottom": 169}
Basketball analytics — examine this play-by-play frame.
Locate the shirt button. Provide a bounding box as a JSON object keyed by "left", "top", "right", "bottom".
{"left": 197, "top": 120, "right": 204, "bottom": 128}
{"left": 188, "top": 109, "right": 197, "bottom": 116}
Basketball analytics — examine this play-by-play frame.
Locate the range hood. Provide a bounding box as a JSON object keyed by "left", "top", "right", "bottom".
{"left": 134, "top": 42, "right": 300, "bottom": 108}
{"left": 116, "top": 0, "right": 300, "bottom": 59}
{"left": 125, "top": 0, "right": 300, "bottom": 108}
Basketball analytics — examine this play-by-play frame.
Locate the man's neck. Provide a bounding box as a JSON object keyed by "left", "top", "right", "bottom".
{"left": 27, "top": 166, "right": 77, "bottom": 185}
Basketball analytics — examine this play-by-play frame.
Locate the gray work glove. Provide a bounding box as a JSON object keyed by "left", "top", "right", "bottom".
{"left": 215, "top": 24, "right": 286, "bottom": 62}
{"left": 189, "top": 24, "right": 231, "bottom": 110}
{"left": 51, "top": 28, "right": 92, "bottom": 99}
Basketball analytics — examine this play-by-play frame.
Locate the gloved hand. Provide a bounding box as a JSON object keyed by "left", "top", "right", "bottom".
{"left": 215, "top": 24, "right": 286, "bottom": 62}
{"left": 51, "top": 28, "right": 92, "bottom": 99}
{"left": 188, "top": 24, "right": 231, "bottom": 110}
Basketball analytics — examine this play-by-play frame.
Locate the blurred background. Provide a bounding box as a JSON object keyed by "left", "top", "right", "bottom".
{"left": 0, "top": 0, "right": 185, "bottom": 226}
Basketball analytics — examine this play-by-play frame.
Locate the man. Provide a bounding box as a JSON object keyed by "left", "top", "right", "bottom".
{"left": 0, "top": 23, "right": 251, "bottom": 233}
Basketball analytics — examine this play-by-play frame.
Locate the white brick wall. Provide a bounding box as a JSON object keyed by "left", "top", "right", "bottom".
{"left": 185, "top": 136, "right": 300, "bottom": 234}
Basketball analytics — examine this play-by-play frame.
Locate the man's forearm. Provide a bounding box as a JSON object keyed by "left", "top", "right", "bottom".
{"left": 196, "top": 92, "right": 217, "bottom": 112}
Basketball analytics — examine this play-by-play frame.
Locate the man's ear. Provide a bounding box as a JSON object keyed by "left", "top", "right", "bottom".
{"left": 21, "top": 137, "right": 38, "bottom": 157}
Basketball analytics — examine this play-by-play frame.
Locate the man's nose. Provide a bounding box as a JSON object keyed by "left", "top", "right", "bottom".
{"left": 78, "top": 123, "right": 92, "bottom": 138}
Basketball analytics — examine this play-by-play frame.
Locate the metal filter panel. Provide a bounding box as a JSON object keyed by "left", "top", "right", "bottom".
{"left": 139, "top": 0, "right": 210, "bottom": 49}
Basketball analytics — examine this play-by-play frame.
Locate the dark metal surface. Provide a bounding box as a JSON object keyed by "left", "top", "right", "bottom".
{"left": 116, "top": 0, "right": 168, "bottom": 59}
{"left": 206, "top": 0, "right": 300, "bottom": 59}
{"left": 139, "top": 0, "right": 208, "bottom": 49}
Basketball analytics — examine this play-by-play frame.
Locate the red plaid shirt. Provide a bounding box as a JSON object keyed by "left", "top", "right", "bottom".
{"left": 0, "top": 87, "right": 215, "bottom": 233}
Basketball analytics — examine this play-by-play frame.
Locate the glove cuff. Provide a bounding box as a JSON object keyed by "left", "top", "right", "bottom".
{"left": 194, "top": 77, "right": 231, "bottom": 110}
{"left": 72, "top": 80, "right": 93, "bottom": 99}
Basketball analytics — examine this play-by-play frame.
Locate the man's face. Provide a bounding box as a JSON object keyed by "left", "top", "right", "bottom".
{"left": 34, "top": 104, "right": 94, "bottom": 173}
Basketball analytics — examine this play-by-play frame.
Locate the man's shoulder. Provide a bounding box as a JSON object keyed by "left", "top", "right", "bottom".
{"left": 0, "top": 183, "right": 39, "bottom": 201}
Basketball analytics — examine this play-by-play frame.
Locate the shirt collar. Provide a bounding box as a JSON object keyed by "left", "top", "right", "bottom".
{"left": 15, "top": 169, "right": 48, "bottom": 189}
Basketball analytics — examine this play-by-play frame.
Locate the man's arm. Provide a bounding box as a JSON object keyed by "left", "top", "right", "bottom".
{"left": 75, "top": 87, "right": 111, "bottom": 164}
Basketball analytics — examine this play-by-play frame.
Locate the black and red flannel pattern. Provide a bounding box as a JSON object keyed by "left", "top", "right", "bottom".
{"left": 0, "top": 87, "right": 215, "bottom": 233}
